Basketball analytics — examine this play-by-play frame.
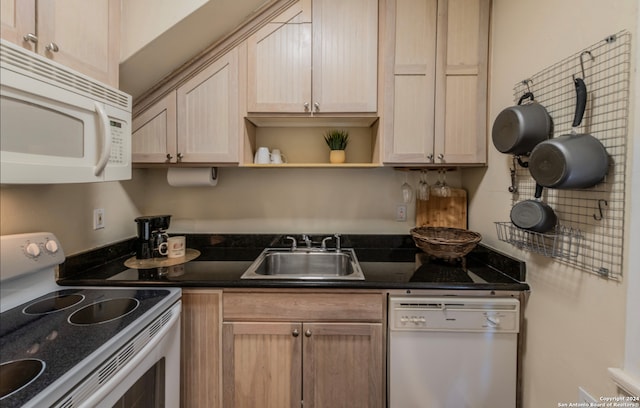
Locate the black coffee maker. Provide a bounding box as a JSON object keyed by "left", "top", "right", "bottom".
{"left": 134, "top": 215, "right": 171, "bottom": 259}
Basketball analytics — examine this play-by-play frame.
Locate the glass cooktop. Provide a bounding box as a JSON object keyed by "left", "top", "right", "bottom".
{"left": 0, "top": 288, "right": 174, "bottom": 407}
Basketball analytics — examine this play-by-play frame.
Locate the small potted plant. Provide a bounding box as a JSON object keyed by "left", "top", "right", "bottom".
{"left": 324, "top": 129, "right": 349, "bottom": 164}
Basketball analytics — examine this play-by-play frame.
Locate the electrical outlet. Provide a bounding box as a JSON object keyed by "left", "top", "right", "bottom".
{"left": 93, "top": 208, "right": 105, "bottom": 230}
{"left": 578, "top": 386, "right": 597, "bottom": 403}
{"left": 396, "top": 205, "right": 407, "bottom": 222}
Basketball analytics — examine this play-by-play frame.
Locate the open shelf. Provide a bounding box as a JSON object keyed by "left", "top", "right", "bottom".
{"left": 243, "top": 117, "right": 381, "bottom": 166}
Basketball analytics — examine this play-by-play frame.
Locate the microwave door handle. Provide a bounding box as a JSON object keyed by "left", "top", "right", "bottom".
{"left": 94, "top": 102, "right": 112, "bottom": 176}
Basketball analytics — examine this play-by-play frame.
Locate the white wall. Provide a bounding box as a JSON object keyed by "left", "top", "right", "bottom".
{"left": 120, "top": 0, "right": 207, "bottom": 61}
{"left": 463, "top": 0, "right": 639, "bottom": 405}
{"left": 0, "top": 180, "right": 141, "bottom": 255}
{"left": 622, "top": 4, "right": 640, "bottom": 386}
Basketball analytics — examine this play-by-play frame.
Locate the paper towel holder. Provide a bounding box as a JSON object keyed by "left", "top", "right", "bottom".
{"left": 166, "top": 167, "right": 218, "bottom": 187}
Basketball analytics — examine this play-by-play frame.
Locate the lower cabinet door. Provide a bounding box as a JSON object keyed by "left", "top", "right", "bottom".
{"left": 302, "top": 322, "right": 383, "bottom": 408}
{"left": 222, "top": 322, "right": 302, "bottom": 408}
{"left": 181, "top": 289, "right": 222, "bottom": 408}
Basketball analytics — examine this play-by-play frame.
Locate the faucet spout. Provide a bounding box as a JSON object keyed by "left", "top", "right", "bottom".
{"left": 285, "top": 236, "right": 297, "bottom": 251}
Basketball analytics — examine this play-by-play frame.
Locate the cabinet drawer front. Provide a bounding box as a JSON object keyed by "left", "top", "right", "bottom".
{"left": 223, "top": 292, "right": 384, "bottom": 322}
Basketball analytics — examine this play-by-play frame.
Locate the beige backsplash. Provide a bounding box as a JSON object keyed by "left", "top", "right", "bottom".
{"left": 0, "top": 167, "right": 462, "bottom": 254}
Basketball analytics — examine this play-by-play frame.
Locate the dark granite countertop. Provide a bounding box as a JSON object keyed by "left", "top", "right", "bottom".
{"left": 58, "top": 234, "right": 529, "bottom": 292}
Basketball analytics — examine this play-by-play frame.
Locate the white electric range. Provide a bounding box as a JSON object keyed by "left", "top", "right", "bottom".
{"left": 0, "top": 232, "right": 182, "bottom": 407}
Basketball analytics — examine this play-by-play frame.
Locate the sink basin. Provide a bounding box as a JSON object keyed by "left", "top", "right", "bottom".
{"left": 240, "top": 248, "right": 365, "bottom": 280}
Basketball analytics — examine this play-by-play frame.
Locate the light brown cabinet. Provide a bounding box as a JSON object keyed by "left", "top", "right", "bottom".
{"left": 180, "top": 289, "right": 223, "bottom": 408}
{"left": 0, "top": 0, "right": 120, "bottom": 87}
{"left": 247, "top": 0, "right": 378, "bottom": 114}
{"left": 383, "top": 0, "right": 490, "bottom": 165}
{"left": 132, "top": 47, "right": 241, "bottom": 165}
{"left": 222, "top": 291, "right": 385, "bottom": 408}
{"left": 132, "top": 92, "right": 177, "bottom": 164}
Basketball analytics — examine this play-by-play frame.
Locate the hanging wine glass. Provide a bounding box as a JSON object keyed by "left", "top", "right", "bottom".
{"left": 440, "top": 169, "right": 451, "bottom": 197}
{"left": 418, "top": 170, "right": 430, "bottom": 200}
{"left": 401, "top": 173, "right": 413, "bottom": 203}
{"left": 431, "top": 169, "right": 443, "bottom": 197}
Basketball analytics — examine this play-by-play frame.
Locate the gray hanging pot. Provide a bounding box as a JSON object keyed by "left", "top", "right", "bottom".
{"left": 529, "top": 78, "right": 609, "bottom": 189}
{"left": 492, "top": 92, "right": 552, "bottom": 155}
{"left": 510, "top": 184, "right": 557, "bottom": 233}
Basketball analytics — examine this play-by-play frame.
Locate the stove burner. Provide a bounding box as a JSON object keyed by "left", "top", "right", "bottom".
{"left": 23, "top": 293, "right": 85, "bottom": 315}
{"left": 68, "top": 298, "right": 140, "bottom": 325}
{"left": 0, "top": 359, "right": 45, "bottom": 400}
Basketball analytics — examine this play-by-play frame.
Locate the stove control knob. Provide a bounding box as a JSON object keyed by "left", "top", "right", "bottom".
{"left": 45, "top": 240, "right": 59, "bottom": 254}
{"left": 25, "top": 242, "right": 41, "bottom": 257}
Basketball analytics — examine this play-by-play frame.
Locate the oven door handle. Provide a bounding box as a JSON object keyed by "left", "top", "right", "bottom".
{"left": 72, "top": 302, "right": 181, "bottom": 408}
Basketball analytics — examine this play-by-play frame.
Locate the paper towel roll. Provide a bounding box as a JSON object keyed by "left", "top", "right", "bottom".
{"left": 167, "top": 167, "right": 218, "bottom": 187}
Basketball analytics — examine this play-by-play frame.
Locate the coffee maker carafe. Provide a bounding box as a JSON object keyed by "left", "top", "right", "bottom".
{"left": 135, "top": 215, "right": 171, "bottom": 259}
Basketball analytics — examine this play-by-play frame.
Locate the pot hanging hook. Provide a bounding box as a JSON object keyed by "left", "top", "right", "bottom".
{"left": 593, "top": 199, "right": 608, "bottom": 221}
{"left": 579, "top": 50, "right": 594, "bottom": 79}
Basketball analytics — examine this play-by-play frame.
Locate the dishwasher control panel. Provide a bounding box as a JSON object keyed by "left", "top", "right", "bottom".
{"left": 389, "top": 296, "right": 520, "bottom": 333}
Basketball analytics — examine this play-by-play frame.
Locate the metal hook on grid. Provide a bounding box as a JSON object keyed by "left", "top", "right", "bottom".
{"left": 578, "top": 50, "right": 594, "bottom": 79}
{"left": 521, "top": 79, "right": 533, "bottom": 94}
{"left": 593, "top": 199, "right": 608, "bottom": 221}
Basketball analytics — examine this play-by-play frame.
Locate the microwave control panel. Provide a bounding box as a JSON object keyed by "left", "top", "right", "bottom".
{"left": 108, "top": 120, "right": 127, "bottom": 165}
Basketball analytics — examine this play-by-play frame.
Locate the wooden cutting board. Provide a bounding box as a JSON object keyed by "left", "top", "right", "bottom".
{"left": 416, "top": 187, "right": 468, "bottom": 229}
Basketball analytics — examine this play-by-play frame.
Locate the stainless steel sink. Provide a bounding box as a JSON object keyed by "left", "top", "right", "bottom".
{"left": 240, "top": 248, "right": 365, "bottom": 280}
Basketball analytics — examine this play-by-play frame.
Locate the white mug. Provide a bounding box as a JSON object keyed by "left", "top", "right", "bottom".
{"left": 167, "top": 236, "right": 186, "bottom": 258}
{"left": 254, "top": 147, "right": 271, "bottom": 164}
{"left": 270, "top": 149, "right": 286, "bottom": 164}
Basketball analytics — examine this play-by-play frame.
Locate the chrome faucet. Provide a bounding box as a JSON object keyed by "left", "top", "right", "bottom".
{"left": 285, "top": 236, "right": 297, "bottom": 251}
{"left": 321, "top": 236, "right": 333, "bottom": 250}
{"left": 334, "top": 233, "right": 342, "bottom": 252}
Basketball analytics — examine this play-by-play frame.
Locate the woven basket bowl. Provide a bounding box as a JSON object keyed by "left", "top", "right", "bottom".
{"left": 410, "top": 227, "right": 482, "bottom": 259}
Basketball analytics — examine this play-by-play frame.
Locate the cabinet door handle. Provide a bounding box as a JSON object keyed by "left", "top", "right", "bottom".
{"left": 437, "top": 153, "right": 445, "bottom": 161}
{"left": 177, "top": 153, "right": 184, "bottom": 162}
{"left": 23, "top": 33, "right": 38, "bottom": 44}
{"left": 304, "top": 329, "right": 312, "bottom": 337}
{"left": 314, "top": 102, "right": 320, "bottom": 112}
{"left": 304, "top": 102, "right": 310, "bottom": 112}
{"left": 427, "top": 154, "right": 434, "bottom": 162}
{"left": 292, "top": 329, "right": 300, "bottom": 337}
{"left": 45, "top": 42, "right": 59, "bottom": 53}
{"left": 166, "top": 154, "right": 173, "bottom": 161}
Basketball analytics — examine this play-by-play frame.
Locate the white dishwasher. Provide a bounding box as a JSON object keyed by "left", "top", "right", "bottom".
{"left": 388, "top": 296, "right": 520, "bottom": 408}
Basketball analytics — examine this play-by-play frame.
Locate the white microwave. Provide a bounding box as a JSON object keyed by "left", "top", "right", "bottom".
{"left": 0, "top": 39, "right": 132, "bottom": 184}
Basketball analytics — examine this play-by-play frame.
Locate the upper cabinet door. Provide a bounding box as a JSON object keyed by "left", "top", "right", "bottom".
{"left": 383, "top": 0, "right": 490, "bottom": 165}
{"left": 177, "top": 48, "right": 239, "bottom": 164}
{"left": 0, "top": 0, "right": 35, "bottom": 47}
{"left": 247, "top": 0, "right": 378, "bottom": 114}
{"left": 1, "top": 0, "right": 120, "bottom": 88}
{"left": 312, "top": 0, "right": 378, "bottom": 113}
{"left": 384, "top": 0, "right": 438, "bottom": 163}
{"left": 37, "top": 0, "right": 120, "bottom": 87}
{"left": 433, "top": 0, "right": 490, "bottom": 164}
{"left": 247, "top": 0, "right": 312, "bottom": 113}
{"left": 132, "top": 91, "right": 177, "bottom": 164}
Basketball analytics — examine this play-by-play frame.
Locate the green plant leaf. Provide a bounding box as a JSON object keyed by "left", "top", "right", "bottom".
{"left": 324, "top": 130, "right": 349, "bottom": 150}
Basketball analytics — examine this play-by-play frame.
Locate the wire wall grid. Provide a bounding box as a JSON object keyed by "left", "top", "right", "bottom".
{"left": 496, "top": 30, "right": 632, "bottom": 280}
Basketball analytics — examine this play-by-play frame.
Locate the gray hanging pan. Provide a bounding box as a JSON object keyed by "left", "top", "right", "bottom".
{"left": 492, "top": 92, "right": 552, "bottom": 156}
{"left": 529, "top": 77, "right": 609, "bottom": 189}
{"left": 510, "top": 183, "right": 557, "bottom": 233}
